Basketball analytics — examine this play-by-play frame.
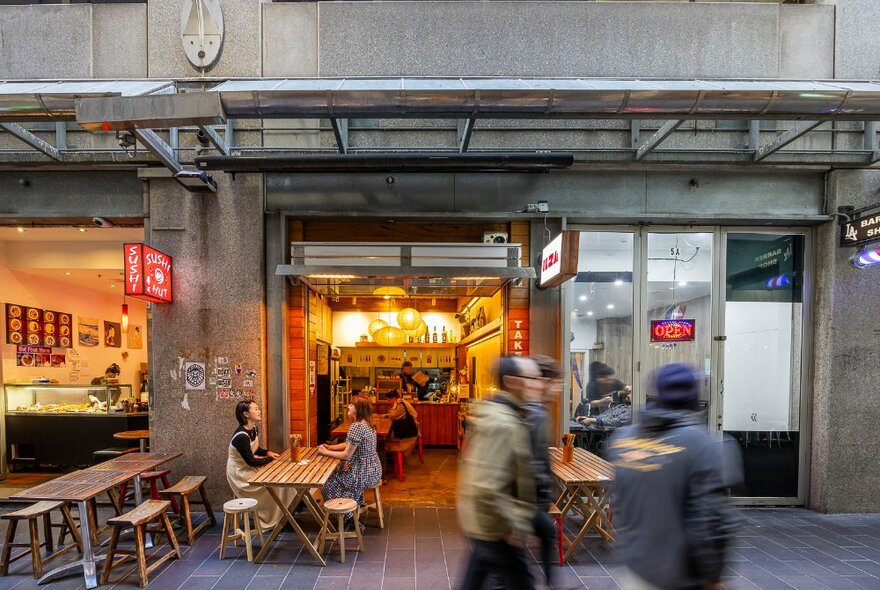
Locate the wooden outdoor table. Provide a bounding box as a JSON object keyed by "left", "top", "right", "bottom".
{"left": 113, "top": 429, "right": 151, "bottom": 452}
{"left": 249, "top": 448, "right": 340, "bottom": 566}
{"left": 330, "top": 417, "right": 392, "bottom": 439}
{"left": 10, "top": 452, "right": 182, "bottom": 589}
{"left": 548, "top": 446, "right": 615, "bottom": 563}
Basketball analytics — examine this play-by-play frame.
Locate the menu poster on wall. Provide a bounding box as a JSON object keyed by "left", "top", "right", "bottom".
{"left": 78, "top": 316, "right": 99, "bottom": 347}
{"left": 6, "top": 303, "right": 72, "bottom": 348}
{"left": 104, "top": 321, "right": 121, "bottom": 348}
{"left": 5, "top": 303, "right": 24, "bottom": 345}
{"left": 16, "top": 345, "right": 51, "bottom": 367}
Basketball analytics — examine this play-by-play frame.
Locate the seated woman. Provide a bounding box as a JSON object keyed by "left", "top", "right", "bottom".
{"left": 318, "top": 395, "right": 382, "bottom": 528}
{"left": 226, "top": 400, "right": 296, "bottom": 530}
{"left": 385, "top": 389, "right": 420, "bottom": 442}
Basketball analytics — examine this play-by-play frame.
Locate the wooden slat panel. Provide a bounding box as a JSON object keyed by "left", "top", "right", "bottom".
{"left": 249, "top": 448, "right": 339, "bottom": 488}
{"left": 548, "top": 447, "right": 614, "bottom": 484}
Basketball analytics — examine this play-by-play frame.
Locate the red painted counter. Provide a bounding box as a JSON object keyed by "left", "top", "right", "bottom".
{"left": 372, "top": 401, "right": 460, "bottom": 447}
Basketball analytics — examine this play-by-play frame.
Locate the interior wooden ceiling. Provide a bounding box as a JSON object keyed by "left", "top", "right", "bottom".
{"left": 325, "top": 297, "right": 459, "bottom": 312}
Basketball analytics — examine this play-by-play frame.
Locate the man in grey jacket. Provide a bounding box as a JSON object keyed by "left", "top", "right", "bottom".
{"left": 457, "top": 355, "right": 540, "bottom": 590}
{"left": 607, "top": 363, "right": 737, "bottom": 590}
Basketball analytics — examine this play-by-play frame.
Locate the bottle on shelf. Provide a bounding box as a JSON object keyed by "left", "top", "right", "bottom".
{"left": 139, "top": 376, "right": 149, "bottom": 404}
{"left": 432, "top": 325, "right": 438, "bottom": 343}
{"left": 441, "top": 325, "right": 448, "bottom": 343}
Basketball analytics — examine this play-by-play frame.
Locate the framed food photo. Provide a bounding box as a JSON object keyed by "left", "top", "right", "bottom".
{"left": 6, "top": 303, "right": 25, "bottom": 345}
{"left": 104, "top": 321, "right": 121, "bottom": 348}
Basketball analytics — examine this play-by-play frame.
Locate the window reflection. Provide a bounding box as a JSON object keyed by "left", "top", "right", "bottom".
{"left": 569, "top": 232, "right": 634, "bottom": 454}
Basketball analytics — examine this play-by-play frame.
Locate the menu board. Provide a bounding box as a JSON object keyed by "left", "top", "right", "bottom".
{"left": 5, "top": 303, "right": 72, "bottom": 348}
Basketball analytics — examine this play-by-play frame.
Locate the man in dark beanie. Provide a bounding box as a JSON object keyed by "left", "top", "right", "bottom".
{"left": 606, "top": 363, "right": 736, "bottom": 590}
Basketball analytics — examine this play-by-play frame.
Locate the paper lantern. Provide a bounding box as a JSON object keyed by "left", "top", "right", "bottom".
{"left": 372, "top": 286, "right": 406, "bottom": 297}
{"left": 397, "top": 308, "right": 422, "bottom": 332}
{"left": 413, "top": 320, "right": 428, "bottom": 339}
{"left": 373, "top": 326, "right": 407, "bottom": 347}
{"left": 368, "top": 319, "right": 388, "bottom": 335}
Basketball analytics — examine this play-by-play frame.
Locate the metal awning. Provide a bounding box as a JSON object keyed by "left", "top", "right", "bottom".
{"left": 0, "top": 80, "right": 174, "bottom": 121}
{"left": 278, "top": 241, "right": 536, "bottom": 298}
{"left": 209, "top": 78, "right": 880, "bottom": 121}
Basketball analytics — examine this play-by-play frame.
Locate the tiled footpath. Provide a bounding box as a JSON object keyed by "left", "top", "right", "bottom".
{"left": 0, "top": 506, "right": 879, "bottom": 589}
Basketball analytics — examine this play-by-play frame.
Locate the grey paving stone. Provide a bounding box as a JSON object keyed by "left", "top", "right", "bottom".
{"left": 383, "top": 577, "right": 416, "bottom": 590}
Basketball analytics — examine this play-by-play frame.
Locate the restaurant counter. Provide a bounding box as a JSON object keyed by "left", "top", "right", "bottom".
{"left": 3, "top": 383, "right": 149, "bottom": 467}
{"left": 372, "top": 401, "right": 460, "bottom": 446}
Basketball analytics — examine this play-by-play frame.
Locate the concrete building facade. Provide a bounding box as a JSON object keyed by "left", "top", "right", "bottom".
{"left": 0, "top": 0, "right": 878, "bottom": 513}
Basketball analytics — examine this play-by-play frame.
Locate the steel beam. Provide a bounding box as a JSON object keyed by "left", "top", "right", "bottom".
{"left": 630, "top": 119, "right": 641, "bottom": 149}
{"left": 132, "top": 128, "right": 216, "bottom": 192}
{"left": 198, "top": 124, "right": 230, "bottom": 156}
{"left": 754, "top": 121, "right": 823, "bottom": 162}
{"left": 330, "top": 118, "right": 348, "bottom": 154}
{"left": 458, "top": 118, "right": 476, "bottom": 153}
{"left": 635, "top": 120, "right": 682, "bottom": 160}
{"left": 0, "top": 123, "right": 63, "bottom": 161}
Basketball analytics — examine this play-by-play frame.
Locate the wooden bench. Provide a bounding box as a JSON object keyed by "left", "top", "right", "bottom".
{"left": 101, "top": 500, "right": 180, "bottom": 588}
{"left": 0, "top": 501, "right": 81, "bottom": 578}
{"left": 159, "top": 475, "right": 216, "bottom": 545}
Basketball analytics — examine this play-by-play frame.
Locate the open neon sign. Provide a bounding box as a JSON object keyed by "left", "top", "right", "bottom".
{"left": 650, "top": 319, "right": 696, "bottom": 343}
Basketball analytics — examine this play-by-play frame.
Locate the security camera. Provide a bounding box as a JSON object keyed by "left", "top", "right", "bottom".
{"left": 92, "top": 217, "right": 115, "bottom": 228}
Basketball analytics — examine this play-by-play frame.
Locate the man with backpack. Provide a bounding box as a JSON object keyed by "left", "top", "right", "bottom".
{"left": 607, "top": 363, "right": 737, "bottom": 590}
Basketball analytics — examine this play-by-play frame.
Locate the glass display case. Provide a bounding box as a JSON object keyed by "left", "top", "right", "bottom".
{"left": 4, "top": 383, "right": 134, "bottom": 415}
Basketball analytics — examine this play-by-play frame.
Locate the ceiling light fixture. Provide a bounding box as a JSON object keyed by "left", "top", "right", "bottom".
{"left": 614, "top": 279, "right": 624, "bottom": 286}
{"left": 579, "top": 295, "right": 587, "bottom": 301}
{"left": 78, "top": 228, "right": 87, "bottom": 233}
{"left": 678, "top": 280, "right": 688, "bottom": 287}
{"left": 607, "top": 304, "right": 615, "bottom": 310}
{"left": 65, "top": 272, "right": 71, "bottom": 276}
{"left": 587, "top": 311, "right": 594, "bottom": 316}
{"left": 16, "top": 227, "right": 24, "bottom": 233}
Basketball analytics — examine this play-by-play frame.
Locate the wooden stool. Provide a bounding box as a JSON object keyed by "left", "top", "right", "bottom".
{"left": 359, "top": 486, "right": 385, "bottom": 529}
{"left": 159, "top": 476, "right": 216, "bottom": 545}
{"left": 0, "top": 501, "right": 81, "bottom": 578}
{"left": 101, "top": 500, "right": 180, "bottom": 588}
{"left": 386, "top": 438, "right": 419, "bottom": 482}
{"left": 317, "top": 498, "right": 363, "bottom": 564}
{"left": 220, "top": 499, "right": 263, "bottom": 562}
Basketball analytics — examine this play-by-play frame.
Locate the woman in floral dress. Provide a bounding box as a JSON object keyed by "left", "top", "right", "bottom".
{"left": 318, "top": 395, "right": 382, "bottom": 526}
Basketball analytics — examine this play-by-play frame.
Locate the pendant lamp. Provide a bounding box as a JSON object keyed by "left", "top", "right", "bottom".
{"left": 373, "top": 326, "right": 407, "bottom": 347}
{"left": 368, "top": 318, "right": 388, "bottom": 335}
{"left": 397, "top": 307, "right": 422, "bottom": 332}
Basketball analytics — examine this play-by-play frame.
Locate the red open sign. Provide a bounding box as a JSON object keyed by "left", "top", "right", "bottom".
{"left": 650, "top": 319, "right": 696, "bottom": 343}
{"left": 124, "top": 243, "right": 173, "bottom": 304}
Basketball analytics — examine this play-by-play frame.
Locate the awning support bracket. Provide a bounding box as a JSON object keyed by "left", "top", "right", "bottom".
{"left": 0, "top": 123, "right": 63, "bottom": 161}
{"left": 754, "top": 120, "right": 823, "bottom": 162}
{"left": 330, "top": 118, "right": 348, "bottom": 154}
{"left": 458, "top": 118, "right": 476, "bottom": 153}
{"left": 864, "top": 121, "right": 879, "bottom": 164}
{"left": 635, "top": 120, "right": 682, "bottom": 160}
{"left": 198, "top": 124, "right": 230, "bottom": 156}
{"left": 132, "top": 128, "right": 217, "bottom": 193}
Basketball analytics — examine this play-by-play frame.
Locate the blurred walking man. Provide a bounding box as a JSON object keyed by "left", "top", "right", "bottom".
{"left": 607, "top": 363, "right": 737, "bottom": 590}
{"left": 458, "top": 355, "right": 540, "bottom": 590}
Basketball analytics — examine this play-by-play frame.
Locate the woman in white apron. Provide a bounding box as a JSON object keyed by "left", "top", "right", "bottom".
{"left": 226, "top": 400, "right": 296, "bottom": 530}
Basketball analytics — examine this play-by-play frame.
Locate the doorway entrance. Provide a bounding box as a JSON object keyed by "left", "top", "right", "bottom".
{"left": 563, "top": 227, "right": 812, "bottom": 504}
